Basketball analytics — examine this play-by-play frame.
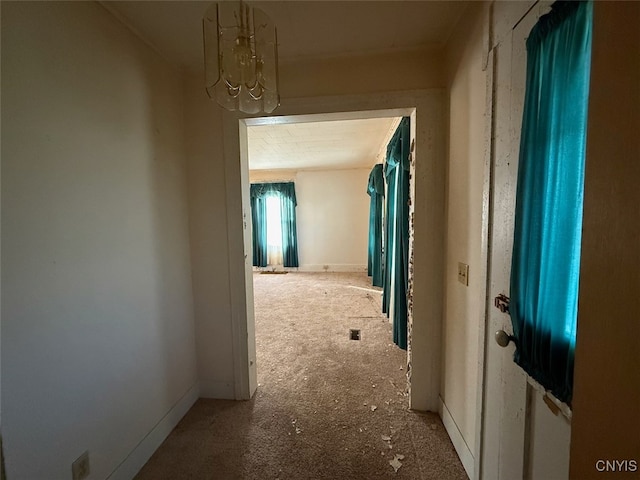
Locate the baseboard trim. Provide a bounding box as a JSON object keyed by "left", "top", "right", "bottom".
{"left": 199, "top": 380, "right": 235, "bottom": 399}
{"left": 298, "top": 264, "right": 367, "bottom": 272}
{"left": 252, "top": 264, "right": 368, "bottom": 273}
{"left": 107, "top": 384, "right": 199, "bottom": 480}
{"left": 439, "top": 397, "right": 474, "bottom": 480}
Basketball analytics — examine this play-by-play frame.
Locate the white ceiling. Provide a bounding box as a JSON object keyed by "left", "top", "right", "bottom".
{"left": 248, "top": 117, "right": 401, "bottom": 171}
{"left": 103, "top": 1, "right": 467, "bottom": 171}
{"left": 103, "top": 1, "right": 469, "bottom": 70}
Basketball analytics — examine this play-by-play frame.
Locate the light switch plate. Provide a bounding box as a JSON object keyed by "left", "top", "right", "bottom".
{"left": 458, "top": 262, "right": 469, "bottom": 286}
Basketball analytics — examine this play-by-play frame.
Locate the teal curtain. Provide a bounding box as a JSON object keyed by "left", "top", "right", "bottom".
{"left": 510, "top": 0, "right": 592, "bottom": 404}
{"left": 367, "top": 164, "right": 385, "bottom": 287}
{"left": 250, "top": 182, "right": 299, "bottom": 268}
{"left": 278, "top": 182, "right": 300, "bottom": 268}
{"left": 382, "top": 118, "right": 411, "bottom": 350}
{"left": 250, "top": 184, "right": 268, "bottom": 267}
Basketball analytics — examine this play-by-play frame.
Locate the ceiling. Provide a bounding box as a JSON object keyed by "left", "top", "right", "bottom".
{"left": 104, "top": 1, "right": 469, "bottom": 70}
{"left": 248, "top": 117, "right": 401, "bottom": 171}
{"left": 103, "top": 1, "right": 467, "bottom": 171}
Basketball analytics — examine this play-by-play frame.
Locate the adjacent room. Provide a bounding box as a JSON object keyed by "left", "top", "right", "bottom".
{"left": 247, "top": 117, "right": 401, "bottom": 275}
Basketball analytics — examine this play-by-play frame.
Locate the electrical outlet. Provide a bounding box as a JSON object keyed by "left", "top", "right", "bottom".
{"left": 457, "top": 262, "right": 469, "bottom": 286}
{"left": 72, "top": 451, "right": 90, "bottom": 480}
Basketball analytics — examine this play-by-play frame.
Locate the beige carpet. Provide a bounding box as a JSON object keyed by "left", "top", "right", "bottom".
{"left": 135, "top": 272, "right": 467, "bottom": 480}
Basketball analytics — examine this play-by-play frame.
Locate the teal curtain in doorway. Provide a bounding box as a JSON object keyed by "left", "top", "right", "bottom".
{"left": 382, "top": 118, "right": 411, "bottom": 350}
{"left": 509, "top": 0, "right": 592, "bottom": 404}
{"left": 250, "top": 182, "right": 300, "bottom": 268}
{"left": 367, "top": 164, "right": 385, "bottom": 287}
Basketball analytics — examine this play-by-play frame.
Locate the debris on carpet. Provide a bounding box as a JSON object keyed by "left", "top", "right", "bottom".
{"left": 291, "top": 419, "right": 302, "bottom": 434}
{"left": 389, "top": 454, "right": 405, "bottom": 473}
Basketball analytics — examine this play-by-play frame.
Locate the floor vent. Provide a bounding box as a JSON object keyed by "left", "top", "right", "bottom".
{"left": 349, "top": 329, "right": 361, "bottom": 341}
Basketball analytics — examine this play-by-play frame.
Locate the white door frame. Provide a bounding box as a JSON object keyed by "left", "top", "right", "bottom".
{"left": 221, "top": 89, "right": 447, "bottom": 412}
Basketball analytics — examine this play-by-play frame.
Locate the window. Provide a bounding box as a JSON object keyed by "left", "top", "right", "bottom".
{"left": 265, "top": 194, "right": 283, "bottom": 266}
{"left": 250, "top": 182, "right": 299, "bottom": 268}
{"left": 509, "top": 0, "right": 593, "bottom": 405}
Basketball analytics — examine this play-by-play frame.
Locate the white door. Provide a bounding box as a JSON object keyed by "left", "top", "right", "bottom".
{"left": 481, "top": 3, "right": 571, "bottom": 480}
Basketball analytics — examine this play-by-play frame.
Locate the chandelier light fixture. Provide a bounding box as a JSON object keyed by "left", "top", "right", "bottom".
{"left": 203, "top": 1, "right": 280, "bottom": 114}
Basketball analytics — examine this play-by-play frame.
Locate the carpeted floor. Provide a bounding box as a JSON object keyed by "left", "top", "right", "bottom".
{"left": 135, "top": 272, "right": 467, "bottom": 480}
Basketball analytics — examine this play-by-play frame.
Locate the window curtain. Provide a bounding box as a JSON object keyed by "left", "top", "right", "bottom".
{"left": 367, "top": 164, "right": 385, "bottom": 287}
{"left": 250, "top": 182, "right": 299, "bottom": 268}
{"left": 510, "top": 0, "right": 592, "bottom": 404}
{"left": 382, "top": 117, "right": 411, "bottom": 350}
{"left": 250, "top": 184, "right": 268, "bottom": 267}
{"left": 278, "top": 182, "right": 300, "bottom": 268}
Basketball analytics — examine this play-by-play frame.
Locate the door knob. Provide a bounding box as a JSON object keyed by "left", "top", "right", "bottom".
{"left": 495, "top": 330, "right": 515, "bottom": 347}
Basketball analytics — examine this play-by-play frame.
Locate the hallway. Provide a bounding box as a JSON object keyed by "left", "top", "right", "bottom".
{"left": 135, "top": 273, "right": 466, "bottom": 479}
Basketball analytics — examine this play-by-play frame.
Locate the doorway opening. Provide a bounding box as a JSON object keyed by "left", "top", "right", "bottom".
{"left": 246, "top": 112, "right": 406, "bottom": 400}
{"left": 225, "top": 91, "right": 446, "bottom": 413}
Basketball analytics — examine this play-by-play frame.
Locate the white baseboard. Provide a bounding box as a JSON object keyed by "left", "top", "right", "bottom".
{"left": 297, "top": 264, "right": 367, "bottom": 272}
{"left": 439, "top": 397, "right": 474, "bottom": 480}
{"left": 107, "top": 383, "right": 199, "bottom": 480}
{"left": 198, "top": 380, "right": 235, "bottom": 399}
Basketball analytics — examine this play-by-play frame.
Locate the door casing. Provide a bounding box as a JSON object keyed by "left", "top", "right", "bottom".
{"left": 221, "top": 90, "right": 447, "bottom": 414}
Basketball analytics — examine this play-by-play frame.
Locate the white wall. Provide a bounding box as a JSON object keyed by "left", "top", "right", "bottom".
{"left": 1, "top": 3, "right": 198, "bottom": 479}
{"left": 297, "top": 168, "right": 370, "bottom": 271}
{"left": 249, "top": 170, "right": 297, "bottom": 183}
{"left": 249, "top": 168, "right": 371, "bottom": 271}
{"left": 183, "top": 74, "right": 236, "bottom": 399}
{"left": 279, "top": 49, "right": 445, "bottom": 98}
{"left": 440, "top": 3, "right": 487, "bottom": 475}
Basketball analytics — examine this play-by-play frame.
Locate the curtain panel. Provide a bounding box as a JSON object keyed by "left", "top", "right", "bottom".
{"left": 278, "top": 183, "right": 300, "bottom": 268}
{"left": 382, "top": 117, "right": 411, "bottom": 350}
{"left": 510, "top": 0, "right": 592, "bottom": 404}
{"left": 250, "top": 182, "right": 300, "bottom": 268}
{"left": 250, "top": 186, "right": 268, "bottom": 267}
{"left": 367, "top": 164, "right": 385, "bottom": 287}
